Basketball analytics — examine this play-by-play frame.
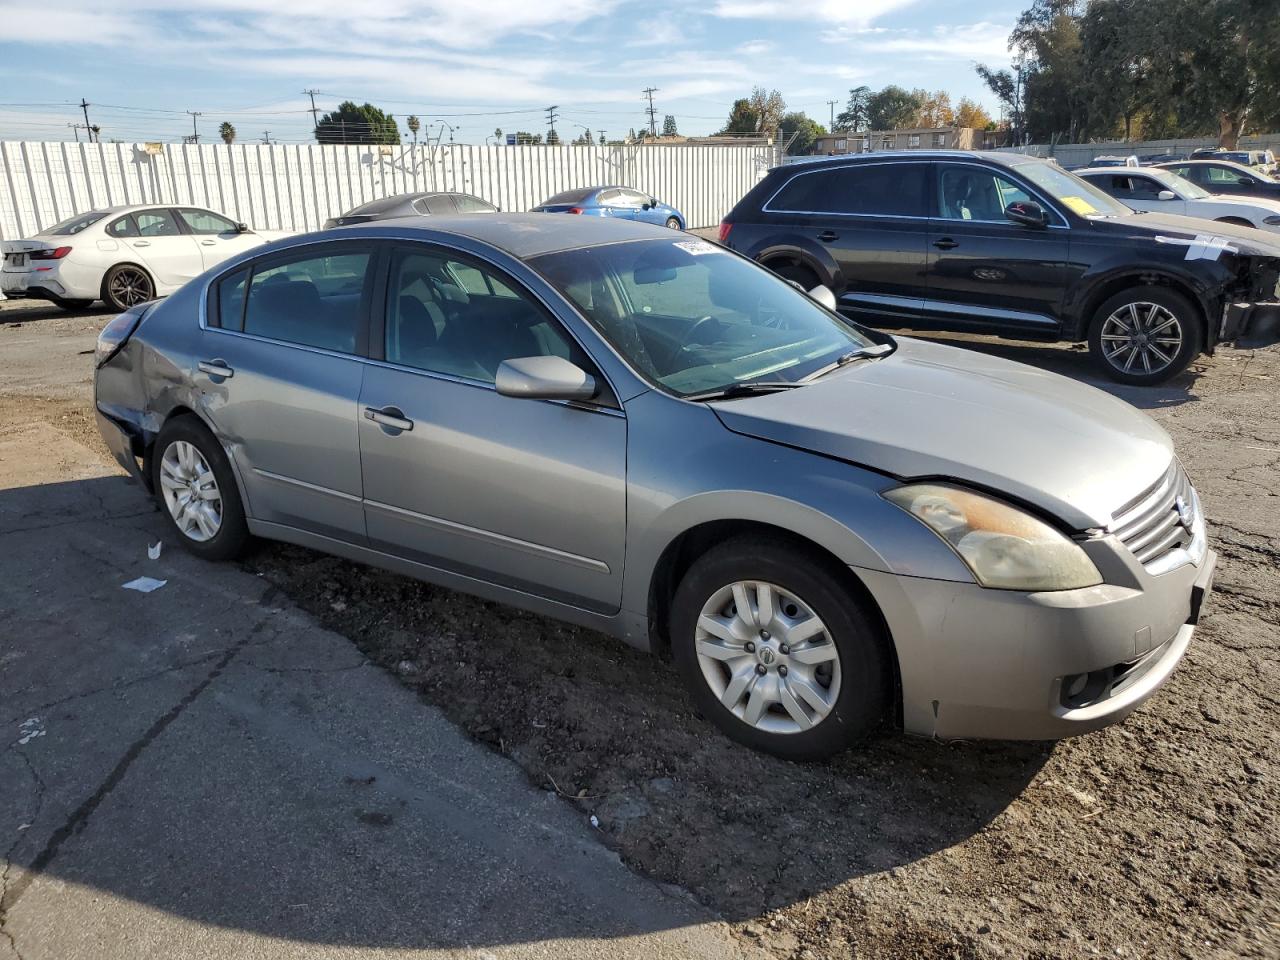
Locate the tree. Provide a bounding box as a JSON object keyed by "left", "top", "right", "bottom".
{"left": 513, "top": 131, "right": 542, "bottom": 144}
{"left": 748, "top": 86, "right": 786, "bottom": 133}
{"left": 406, "top": 115, "right": 420, "bottom": 144}
{"left": 954, "top": 97, "right": 994, "bottom": 129}
{"left": 778, "top": 112, "right": 825, "bottom": 155}
{"left": 719, "top": 99, "right": 759, "bottom": 135}
{"left": 546, "top": 128, "right": 561, "bottom": 146}
{"left": 219, "top": 121, "right": 236, "bottom": 145}
{"left": 867, "top": 85, "right": 923, "bottom": 129}
{"left": 662, "top": 114, "right": 678, "bottom": 137}
{"left": 494, "top": 127, "right": 503, "bottom": 142}
{"left": 976, "top": 63, "right": 1021, "bottom": 140}
{"left": 915, "top": 90, "right": 955, "bottom": 127}
{"left": 314, "top": 101, "right": 401, "bottom": 145}
{"left": 834, "top": 85, "right": 871, "bottom": 132}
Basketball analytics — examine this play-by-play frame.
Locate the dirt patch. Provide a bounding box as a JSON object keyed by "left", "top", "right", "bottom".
{"left": 247, "top": 341, "right": 1280, "bottom": 960}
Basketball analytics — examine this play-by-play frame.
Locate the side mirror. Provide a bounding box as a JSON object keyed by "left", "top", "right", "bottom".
{"left": 1237, "top": 176, "right": 1252, "bottom": 185}
{"left": 1157, "top": 190, "right": 1177, "bottom": 201}
{"left": 1004, "top": 200, "right": 1049, "bottom": 227}
{"left": 496, "top": 356, "right": 597, "bottom": 401}
{"left": 807, "top": 285, "right": 838, "bottom": 311}
{"left": 235, "top": 222, "right": 250, "bottom": 233}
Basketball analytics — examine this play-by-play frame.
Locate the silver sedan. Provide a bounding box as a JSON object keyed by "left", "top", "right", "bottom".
{"left": 94, "top": 215, "right": 1215, "bottom": 759}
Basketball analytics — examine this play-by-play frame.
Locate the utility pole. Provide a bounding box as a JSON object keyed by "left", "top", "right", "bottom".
{"left": 79, "top": 99, "right": 94, "bottom": 142}
{"left": 642, "top": 87, "right": 659, "bottom": 138}
{"left": 187, "top": 111, "right": 202, "bottom": 144}
{"left": 303, "top": 89, "right": 321, "bottom": 135}
{"left": 68, "top": 123, "right": 82, "bottom": 143}
{"left": 261, "top": 131, "right": 272, "bottom": 143}
{"left": 545, "top": 105, "right": 559, "bottom": 143}
{"left": 827, "top": 99, "right": 837, "bottom": 129}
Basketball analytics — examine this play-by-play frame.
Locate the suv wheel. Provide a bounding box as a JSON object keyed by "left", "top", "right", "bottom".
{"left": 767, "top": 259, "right": 821, "bottom": 291}
{"left": 670, "top": 535, "right": 889, "bottom": 760}
{"left": 1088, "top": 286, "right": 1202, "bottom": 386}
{"left": 151, "top": 416, "right": 250, "bottom": 561}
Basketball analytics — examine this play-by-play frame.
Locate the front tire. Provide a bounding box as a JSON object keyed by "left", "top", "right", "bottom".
{"left": 1088, "top": 286, "right": 1202, "bottom": 386}
{"left": 103, "top": 264, "right": 154, "bottom": 312}
{"left": 670, "top": 535, "right": 889, "bottom": 760}
{"left": 151, "top": 416, "right": 250, "bottom": 562}
{"left": 665, "top": 216, "right": 682, "bottom": 230}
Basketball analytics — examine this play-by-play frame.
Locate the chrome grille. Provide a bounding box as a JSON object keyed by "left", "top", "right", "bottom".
{"left": 1110, "top": 462, "right": 1198, "bottom": 569}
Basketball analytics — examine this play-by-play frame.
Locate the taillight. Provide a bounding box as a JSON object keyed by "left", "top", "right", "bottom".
{"left": 95, "top": 306, "right": 147, "bottom": 367}
{"left": 567, "top": 207, "right": 584, "bottom": 215}
{"left": 717, "top": 221, "right": 733, "bottom": 244}
{"left": 31, "top": 246, "right": 72, "bottom": 260}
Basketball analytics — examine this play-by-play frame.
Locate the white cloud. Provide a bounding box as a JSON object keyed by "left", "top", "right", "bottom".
{"left": 712, "top": 0, "right": 919, "bottom": 28}
{"left": 736, "top": 40, "right": 774, "bottom": 55}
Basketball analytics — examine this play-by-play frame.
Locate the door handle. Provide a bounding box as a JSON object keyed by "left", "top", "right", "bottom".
{"left": 201, "top": 239, "right": 217, "bottom": 246}
{"left": 198, "top": 359, "right": 234, "bottom": 379}
{"left": 933, "top": 238, "right": 959, "bottom": 250}
{"left": 818, "top": 230, "right": 839, "bottom": 243}
{"left": 133, "top": 240, "right": 151, "bottom": 247}
{"left": 364, "top": 405, "right": 414, "bottom": 432}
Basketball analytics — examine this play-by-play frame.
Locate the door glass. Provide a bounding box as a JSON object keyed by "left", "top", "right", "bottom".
{"left": 937, "top": 167, "right": 1031, "bottom": 221}
{"left": 107, "top": 215, "right": 139, "bottom": 238}
{"left": 1206, "top": 165, "right": 1242, "bottom": 184}
{"left": 455, "top": 195, "right": 497, "bottom": 213}
{"left": 242, "top": 251, "right": 370, "bottom": 353}
{"left": 1126, "top": 177, "right": 1165, "bottom": 199}
{"left": 178, "top": 208, "right": 237, "bottom": 234}
{"left": 421, "top": 195, "right": 456, "bottom": 215}
{"left": 769, "top": 164, "right": 927, "bottom": 217}
{"left": 215, "top": 268, "right": 248, "bottom": 331}
{"left": 384, "top": 249, "right": 573, "bottom": 382}
{"left": 134, "top": 210, "right": 182, "bottom": 237}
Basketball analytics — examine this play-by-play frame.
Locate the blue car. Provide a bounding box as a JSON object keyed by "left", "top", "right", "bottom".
{"left": 531, "top": 186, "right": 684, "bottom": 229}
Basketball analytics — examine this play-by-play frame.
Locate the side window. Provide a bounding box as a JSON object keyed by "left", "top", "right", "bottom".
{"left": 455, "top": 195, "right": 496, "bottom": 213}
{"left": 384, "top": 248, "right": 575, "bottom": 384}
{"left": 769, "top": 164, "right": 927, "bottom": 217}
{"left": 215, "top": 268, "right": 248, "bottom": 331}
{"left": 597, "top": 189, "right": 623, "bottom": 205}
{"left": 937, "top": 166, "right": 1031, "bottom": 221}
{"left": 419, "top": 195, "right": 456, "bottom": 215}
{"left": 241, "top": 249, "right": 370, "bottom": 353}
{"left": 1128, "top": 177, "right": 1164, "bottom": 198}
{"left": 178, "top": 208, "right": 237, "bottom": 235}
{"left": 134, "top": 209, "right": 181, "bottom": 237}
{"left": 1206, "top": 165, "right": 1240, "bottom": 184}
{"left": 620, "top": 190, "right": 649, "bottom": 207}
{"left": 107, "top": 215, "right": 139, "bottom": 238}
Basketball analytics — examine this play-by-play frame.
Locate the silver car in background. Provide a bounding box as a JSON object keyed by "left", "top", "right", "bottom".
{"left": 94, "top": 215, "right": 1215, "bottom": 759}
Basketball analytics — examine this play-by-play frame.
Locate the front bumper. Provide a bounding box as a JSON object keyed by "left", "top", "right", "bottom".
{"left": 859, "top": 546, "right": 1216, "bottom": 741}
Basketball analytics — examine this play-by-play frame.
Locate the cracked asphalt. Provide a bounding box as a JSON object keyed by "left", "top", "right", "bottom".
{"left": 0, "top": 295, "right": 1277, "bottom": 960}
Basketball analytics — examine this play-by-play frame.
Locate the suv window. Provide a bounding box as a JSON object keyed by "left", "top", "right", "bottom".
{"left": 937, "top": 165, "right": 1031, "bottom": 221}
{"left": 384, "top": 248, "right": 574, "bottom": 383}
{"left": 236, "top": 250, "right": 370, "bottom": 352}
{"left": 178, "top": 208, "right": 237, "bottom": 234}
{"left": 134, "top": 209, "right": 181, "bottom": 237}
{"left": 768, "top": 163, "right": 928, "bottom": 217}
{"left": 1205, "top": 164, "right": 1251, "bottom": 184}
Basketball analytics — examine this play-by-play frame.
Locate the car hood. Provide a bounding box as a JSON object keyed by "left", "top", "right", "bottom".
{"left": 1095, "top": 210, "right": 1280, "bottom": 256}
{"left": 711, "top": 338, "right": 1173, "bottom": 530}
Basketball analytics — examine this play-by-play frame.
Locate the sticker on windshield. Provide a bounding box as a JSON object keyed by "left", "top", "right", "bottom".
{"left": 1060, "top": 195, "right": 1099, "bottom": 216}
{"left": 673, "top": 239, "right": 719, "bottom": 256}
{"left": 1155, "top": 233, "right": 1238, "bottom": 261}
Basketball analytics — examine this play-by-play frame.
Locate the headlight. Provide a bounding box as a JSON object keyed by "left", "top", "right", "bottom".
{"left": 1263, "top": 215, "right": 1280, "bottom": 225}
{"left": 883, "top": 484, "right": 1102, "bottom": 591}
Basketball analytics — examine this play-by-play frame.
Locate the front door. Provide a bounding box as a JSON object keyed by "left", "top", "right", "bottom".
{"left": 177, "top": 207, "right": 263, "bottom": 270}
{"left": 358, "top": 245, "right": 627, "bottom": 611}
{"left": 924, "top": 162, "right": 1073, "bottom": 336}
{"left": 195, "top": 242, "right": 376, "bottom": 541}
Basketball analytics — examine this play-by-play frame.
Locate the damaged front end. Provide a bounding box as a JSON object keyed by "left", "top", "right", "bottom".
{"left": 1218, "top": 247, "right": 1280, "bottom": 349}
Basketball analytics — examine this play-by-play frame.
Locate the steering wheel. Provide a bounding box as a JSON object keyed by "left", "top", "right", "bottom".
{"left": 679, "top": 314, "right": 720, "bottom": 347}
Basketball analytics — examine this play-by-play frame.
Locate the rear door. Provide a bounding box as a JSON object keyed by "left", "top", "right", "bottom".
{"left": 357, "top": 244, "right": 627, "bottom": 611}
{"left": 924, "top": 161, "right": 1073, "bottom": 336}
{"left": 763, "top": 160, "right": 931, "bottom": 323}
{"left": 177, "top": 207, "right": 262, "bottom": 270}
{"left": 195, "top": 242, "right": 376, "bottom": 542}
{"left": 121, "top": 208, "right": 204, "bottom": 288}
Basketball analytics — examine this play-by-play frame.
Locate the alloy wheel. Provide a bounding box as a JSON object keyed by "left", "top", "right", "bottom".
{"left": 159, "top": 440, "right": 223, "bottom": 542}
{"left": 1100, "top": 301, "right": 1183, "bottom": 377}
{"left": 694, "top": 580, "right": 841, "bottom": 735}
{"left": 109, "top": 267, "right": 153, "bottom": 307}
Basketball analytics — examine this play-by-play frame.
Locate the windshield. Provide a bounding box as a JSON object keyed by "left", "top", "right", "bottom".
{"left": 46, "top": 211, "right": 108, "bottom": 236}
{"left": 530, "top": 238, "right": 877, "bottom": 397}
{"left": 1017, "top": 161, "right": 1134, "bottom": 218}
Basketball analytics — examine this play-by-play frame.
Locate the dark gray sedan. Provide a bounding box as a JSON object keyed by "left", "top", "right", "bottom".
{"left": 323, "top": 191, "right": 497, "bottom": 229}
{"left": 93, "top": 216, "right": 1215, "bottom": 758}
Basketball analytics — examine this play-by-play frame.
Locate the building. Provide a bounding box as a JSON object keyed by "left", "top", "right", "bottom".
{"left": 810, "top": 126, "right": 999, "bottom": 156}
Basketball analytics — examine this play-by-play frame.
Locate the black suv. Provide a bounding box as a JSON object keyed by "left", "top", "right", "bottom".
{"left": 721, "top": 151, "right": 1280, "bottom": 384}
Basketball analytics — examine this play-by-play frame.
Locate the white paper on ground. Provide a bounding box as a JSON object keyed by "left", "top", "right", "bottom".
{"left": 123, "top": 576, "right": 168, "bottom": 593}
{"left": 148, "top": 541, "right": 162, "bottom": 560}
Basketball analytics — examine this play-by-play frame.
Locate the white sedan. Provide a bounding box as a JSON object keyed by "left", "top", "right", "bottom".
{"left": 1, "top": 205, "right": 288, "bottom": 311}
{"left": 1076, "top": 167, "right": 1280, "bottom": 233}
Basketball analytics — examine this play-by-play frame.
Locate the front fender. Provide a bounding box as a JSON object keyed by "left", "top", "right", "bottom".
{"left": 1063, "top": 253, "right": 1230, "bottom": 342}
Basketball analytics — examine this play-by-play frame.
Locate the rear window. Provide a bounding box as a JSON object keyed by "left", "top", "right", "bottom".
{"left": 542, "top": 188, "right": 595, "bottom": 205}
{"left": 47, "top": 211, "right": 108, "bottom": 236}
{"left": 768, "top": 164, "right": 928, "bottom": 217}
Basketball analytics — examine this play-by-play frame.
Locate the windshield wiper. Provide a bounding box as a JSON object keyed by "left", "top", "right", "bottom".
{"left": 684, "top": 381, "right": 802, "bottom": 402}
{"left": 801, "top": 343, "right": 894, "bottom": 382}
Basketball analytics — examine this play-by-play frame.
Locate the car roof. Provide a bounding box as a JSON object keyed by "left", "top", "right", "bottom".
{"left": 1158, "top": 158, "right": 1253, "bottom": 170}
{"left": 1076, "top": 166, "right": 1171, "bottom": 176}
{"left": 785, "top": 150, "right": 1039, "bottom": 170}
{"left": 330, "top": 212, "right": 678, "bottom": 259}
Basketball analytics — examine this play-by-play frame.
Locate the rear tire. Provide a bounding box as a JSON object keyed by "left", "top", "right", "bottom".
{"left": 151, "top": 416, "right": 250, "bottom": 562}
{"left": 1088, "top": 285, "right": 1202, "bottom": 386}
{"left": 670, "top": 535, "right": 889, "bottom": 760}
{"left": 766, "top": 258, "right": 821, "bottom": 292}
{"left": 103, "top": 263, "right": 155, "bottom": 312}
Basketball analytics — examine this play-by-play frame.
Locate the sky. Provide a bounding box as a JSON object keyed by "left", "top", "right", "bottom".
{"left": 0, "top": 0, "right": 1022, "bottom": 144}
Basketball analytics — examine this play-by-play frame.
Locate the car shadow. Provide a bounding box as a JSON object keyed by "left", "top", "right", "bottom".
{"left": 888, "top": 330, "right": 1205, "bottom": 410}
{"left": 0, "top": 298, "right": 101, "bottom": 324}
{"left": 1, "top": 473, "right": 1051, "bottom": 949}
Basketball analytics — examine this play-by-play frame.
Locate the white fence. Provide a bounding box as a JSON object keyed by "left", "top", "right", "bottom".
{"left": 998, "top": 134, "right": 1280, "bottom": 168}
{"left": 0, "top": 140, "right": 779, "bottom": 241}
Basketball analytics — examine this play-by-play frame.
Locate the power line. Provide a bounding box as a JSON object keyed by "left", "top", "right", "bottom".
{"left": 642, "top": 87, "right": 659, "bottom": 137}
